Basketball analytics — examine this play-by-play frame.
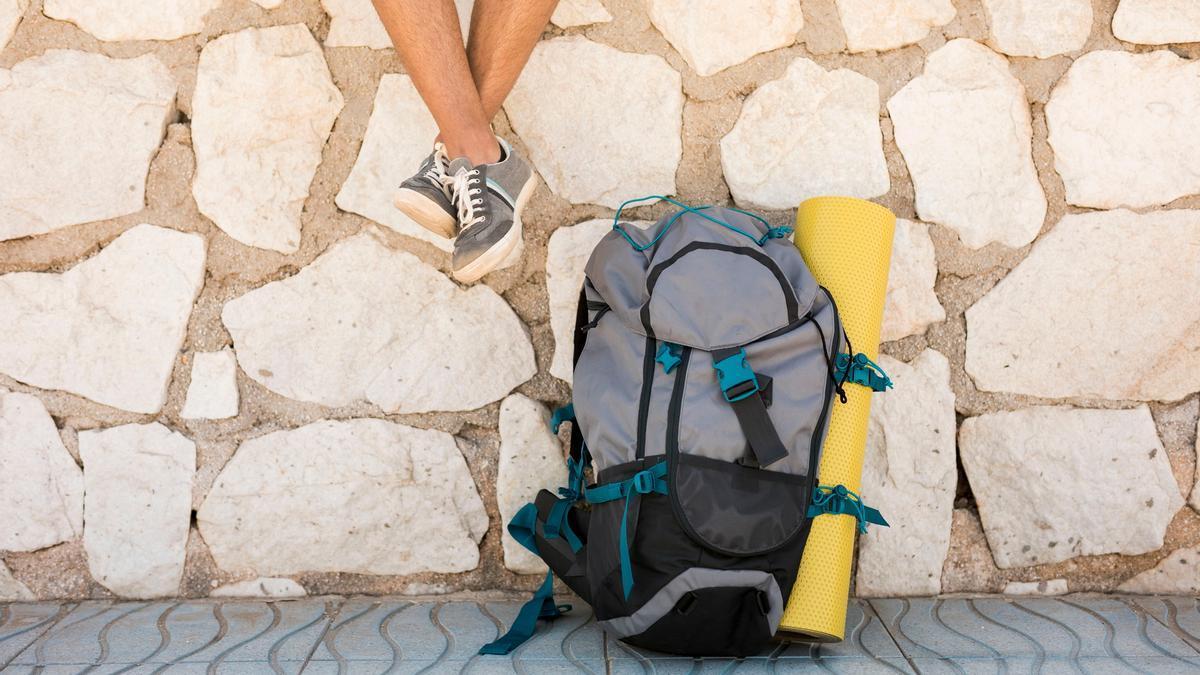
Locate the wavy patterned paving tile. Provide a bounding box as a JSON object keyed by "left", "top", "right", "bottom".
{"left": 908, "top": 655, "right": 1200, "bottom": 675}
{"left": 178, "top": 599, "right": 333, "bottom": 671}
{"left": 6, "top": 596, "right": 1200, "bottom": 671}
{"left": 1075, "top": 655, "right": 1200, "bottom": 674}
{"left": 870, "top": 597, "right": 1014, "bottom": 661}
{"left": 773, "top": 599, "right": 911, "bottom": 664}
{"left": 306, "top": 598, "right": 405, "bottom": 666}
{"left": 306, "top": 600, "right": 607, "bottom": 673}
{"left": 482, "top": 602, "right": 605, "bottom": 665}
{"left": 0, "top": 603, "right": 72, "bottom": 667}
{"left": 968, "top": 597, "right": 1077, "bottom": 665}
{"left": 1031, "top": 597, "right": 1199, "bottom": 663}
{"left": 72, "top": 601, "right": 181, "bottom": 667}
{"left": 11, "top": 601, "right": 128, "bottom": 666}
{"left": 305, "top": 598, "right": 579, "bottom": 674}
{"left": 138, "top": 601, "right": 227, "bottom": 666}
{"left": 9, "top": 599, "right": 332, "bottom": 672}
{"left": 1130, "top": 596, "right": 1200, "bottom": 653}
{"left": 305, "top": 600, "right": 531, "bottom": 672}
{"left": 872, "top": 597, "right": 1200, "bottom": 673}
{"left": 902, "top": 656, "right": 1051, "bottom": 674}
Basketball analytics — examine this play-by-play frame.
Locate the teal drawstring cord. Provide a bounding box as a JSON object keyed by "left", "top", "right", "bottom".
{"left": 807, "top": 484, "right": 889, "bottom": 534}
{"left": 611, "top": 195, "right": 792, "bottom": 251}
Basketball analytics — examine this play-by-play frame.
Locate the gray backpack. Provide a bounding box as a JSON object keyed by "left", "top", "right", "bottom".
{"left": 482, "top": 201, "right": 856, "bottom": 657}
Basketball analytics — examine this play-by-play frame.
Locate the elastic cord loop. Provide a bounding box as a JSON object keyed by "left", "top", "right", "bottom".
{"left": 612, "top": 196, "right": 781, "bottom": 251}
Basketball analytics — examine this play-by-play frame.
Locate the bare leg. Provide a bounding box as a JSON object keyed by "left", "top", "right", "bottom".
{"left": 467, "top": 0, "right": 560, "bottom": 120}
{"left": 371, "top": 0, "right": 500, "bottom": 164}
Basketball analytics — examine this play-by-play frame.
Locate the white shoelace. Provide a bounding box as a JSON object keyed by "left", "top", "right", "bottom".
{"left": 423, "top": 144, "right": 453, "bottom": 199}
{"left": 451, "top": 168, "right": 486, "bottom": 231}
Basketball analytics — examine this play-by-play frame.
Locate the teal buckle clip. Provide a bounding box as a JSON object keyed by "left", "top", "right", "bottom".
{"left": 807, "top": 484, "right": 889, "bottom": 534}
{"left": 835, "top": 353, "right": 893, "bottom": 393}
{"left": 549, "top": 403, "right": 575, "bottom": 433}
{"left": 655, "top": 342, "right": 683, "bottom": 374}
{"left": 713, "top": 348, "right": 759, "bottom": 402}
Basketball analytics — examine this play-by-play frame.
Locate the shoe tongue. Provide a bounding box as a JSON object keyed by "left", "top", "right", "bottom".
{"left": 448, "top": 157, "right": 475, "bottom": 176}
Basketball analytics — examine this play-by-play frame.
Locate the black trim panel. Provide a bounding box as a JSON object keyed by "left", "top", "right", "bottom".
{"left": 634, "top": 335, "right": 657, "bottom": 460}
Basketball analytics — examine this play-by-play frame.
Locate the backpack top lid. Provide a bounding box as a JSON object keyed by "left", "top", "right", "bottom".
{"left": 585, "top": 206, "right": 822, "bottom": 351}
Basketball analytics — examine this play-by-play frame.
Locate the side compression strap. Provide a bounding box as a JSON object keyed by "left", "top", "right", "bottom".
{"left": 478, "top": 568, "right": 564, "bottom": 655}
{"left": 545, "top": 453, "right": 587, "bottom": 552}
{"left": 807, "top": 484, "right": 889, "bottom": 534}
{"left": 479, "top": 503, "right": 572, "bottom": 655}
{"left": 584, "top": 460, "right": 669, "bottom": 600}
{"left": 480, "top": 438, "right": 589, "bottom": 655}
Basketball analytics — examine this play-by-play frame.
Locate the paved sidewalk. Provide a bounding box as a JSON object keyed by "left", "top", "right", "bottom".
{"left": 2, "top": 596, "right": 1199, "bottom": 673}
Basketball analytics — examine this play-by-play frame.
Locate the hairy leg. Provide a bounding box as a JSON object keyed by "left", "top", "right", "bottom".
{"left": 467, "top": 0, "right": 560, "bottom": 120}
{"left": 371, "top": 0, "right": 500, "bottom": 164}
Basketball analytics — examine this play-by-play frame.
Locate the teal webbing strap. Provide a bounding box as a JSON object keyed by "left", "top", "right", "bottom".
{"left": 478, "top": 570, "right": 566, "bottom": 655}
{"left": 479, "top": 501, "right": 573, "bottom": 655}
{"left": 480, "top": 447, "right": 593, "bottom": 656}
{"left": 550, "top": 403, "right": 575, "bottom": 433}
{"left": 834, "top": 353, "right": 893, "bottom": 393}
{"left": 544, "top": 498, "right": 582, "bottom": 553}
{"left": 504, "top": 502, "right": 541, "bottom": 556}
{"left": 543, "top": 447, "right": 588, "bottom": 552}
{"left": 807, "top": 484, "right": 889, "bottom": 534}
{"left": 584, "top": 461, "right": 669, "bottom": 599}
{"left": 611, "top": 196, "right": 792, "bottom": 252}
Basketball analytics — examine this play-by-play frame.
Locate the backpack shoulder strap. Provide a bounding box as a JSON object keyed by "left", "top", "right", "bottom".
{"left": 567, "top": 280, "right": 605, "bottom": 463}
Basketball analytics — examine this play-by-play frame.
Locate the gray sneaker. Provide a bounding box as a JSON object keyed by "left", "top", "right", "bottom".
{"left": 447, "top": 140, "right": 535, "bottom": 283}
{"left": 394, "top": 142, "right": 457, "bottom": 239}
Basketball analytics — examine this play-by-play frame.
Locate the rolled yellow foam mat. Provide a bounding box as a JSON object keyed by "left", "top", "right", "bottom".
{"left": 780, "top": 197, "right": 896, "bottom": 642}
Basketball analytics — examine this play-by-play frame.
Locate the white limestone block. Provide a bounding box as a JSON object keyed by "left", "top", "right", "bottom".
{"left": 0, "top": 50, "right": 176, "bottom": 240}
{"left": 198, "top": 419, "right": 488, "bottom": 575}
{"left": 0, "top": 388, "right": 82, "bottom": 552}
{"left": 965, "top": 209, "right": 1200, "bottom": 402}
{"left": 191, "top": 25, "right": 344, "bottom": 253}
{"left": 498, "top": 395, "right": 567, "bottom": 574}
{"left": 887, "top": 39, "right": 1046, "bottom": 249}
{"left": 722, "top": 57, "right": 889, "bottom": 209}
{"left": 0, "top": 225, "right": 206, "bottom": 414}
{"left": 504, "top": 37, "right": 683, "bottom": 208}
{"left": 180, "top": 349, "right": 239, "bottom": 420}
{"left": 1046, "top": 50, "right": 1200, "bottom": 209}
{"left": 835, "top": 0, "right": 955, "bottom": 53}
{"left": 42, "top": 0, "right": 222, "bottom": 41}
{"left": 959, "top": 406, "right": 1181, "bottom": 569}
{"left": 856, "top": 350, "right": 957, "bottom": 596}
{"left": 81, "top": 423, "right": 195, "bottom": 598}
{"left": 222, "top": 230, "right": 534, "bottom": 413}
{"left": 648, "top": 0, "right": 803, "bottom": 76}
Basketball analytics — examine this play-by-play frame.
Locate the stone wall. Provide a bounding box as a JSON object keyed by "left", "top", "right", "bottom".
{"left": 1, "top": 0, "right": 1199, "bottom": 602}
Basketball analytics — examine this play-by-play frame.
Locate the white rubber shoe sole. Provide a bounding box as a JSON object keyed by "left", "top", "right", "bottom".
{"left": 451, "top": 175, "right": 537, "bottom": 284}
{"left": 394, "top": 188, "right": 457, "bottom": 239}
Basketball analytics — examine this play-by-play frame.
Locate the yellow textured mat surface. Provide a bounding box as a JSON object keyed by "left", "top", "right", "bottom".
{"left": 781, "top": 197, "right": 896, "bottom": 642}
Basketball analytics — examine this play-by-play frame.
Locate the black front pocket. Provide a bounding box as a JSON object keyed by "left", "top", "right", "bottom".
{"left": 623, "top": 586, "right": 774, "bottom": 657}
{"left": 671, "top": 453, "right": 810, "bottom": 557}
{"left": 588, "top": 457, "right": 698, "bottom": 620}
